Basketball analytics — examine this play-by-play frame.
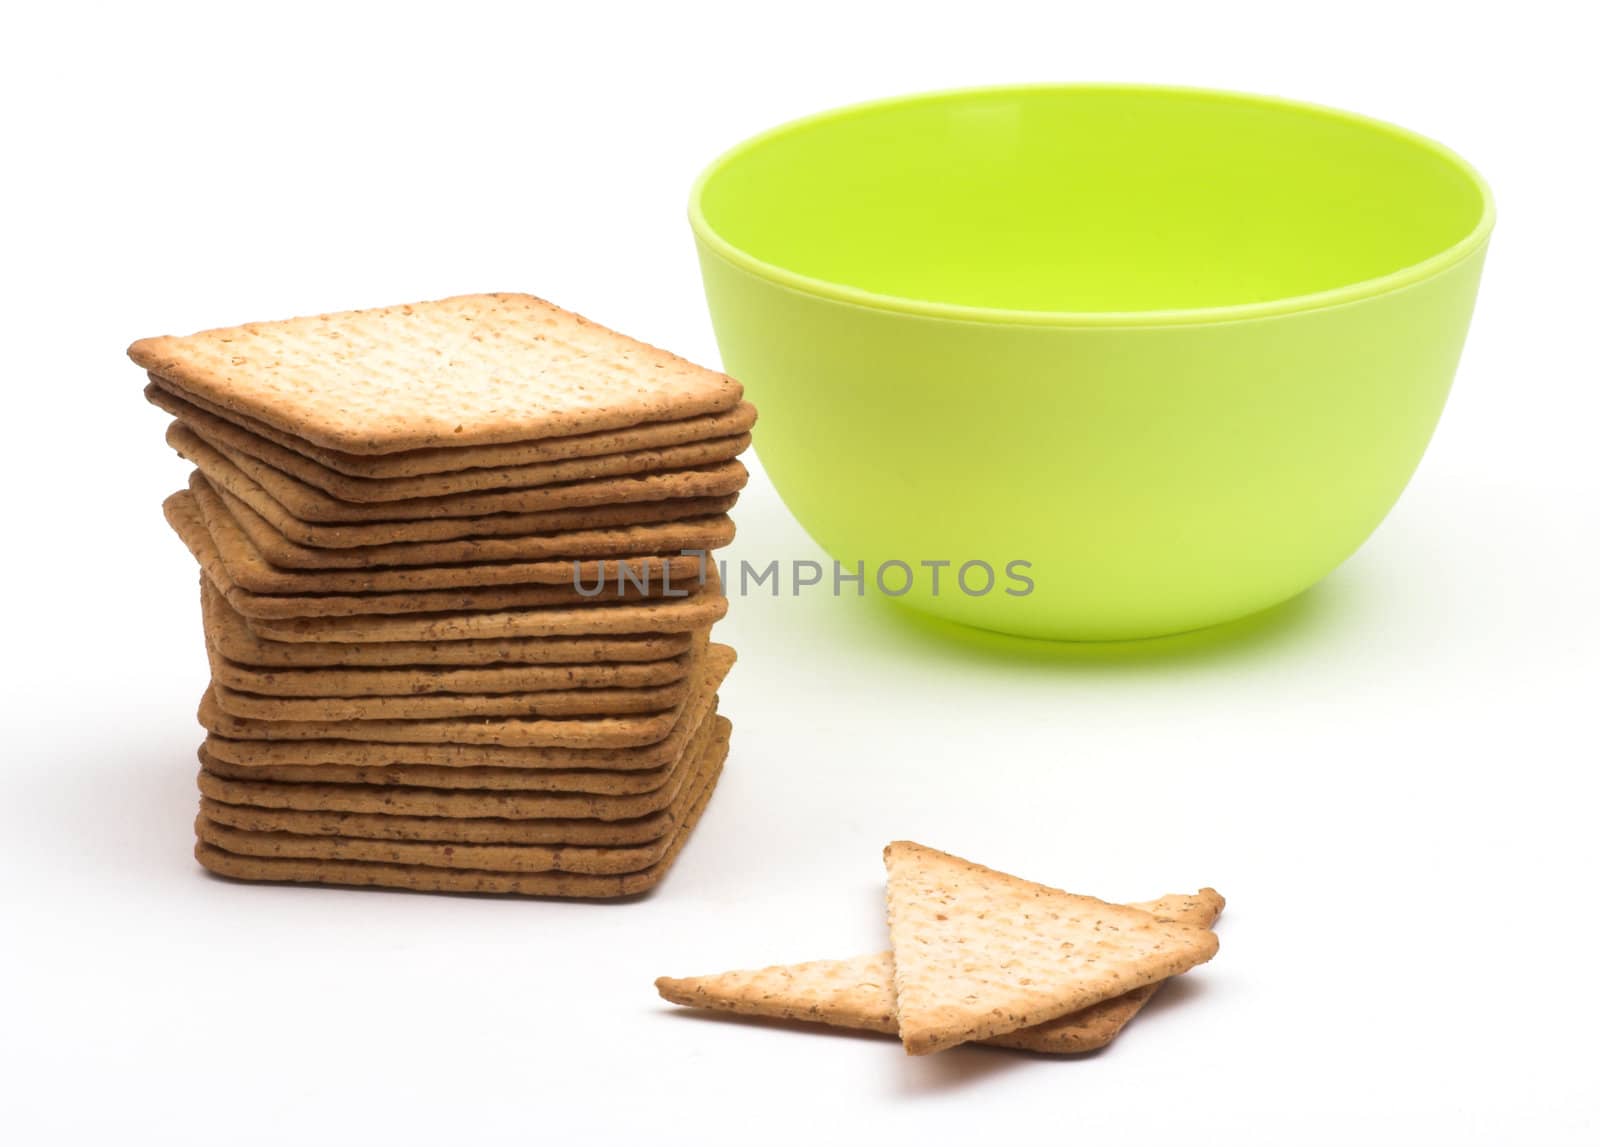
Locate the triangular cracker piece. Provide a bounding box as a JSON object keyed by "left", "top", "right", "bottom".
{"left": 659, "top": 951, "right": 899, "bottom": 1034}
{"left": 884, "top": 841, "right": 1219, "bottom": 1054}
{"left": 655, "top": 890, "right": 1222, "bottom": 1053}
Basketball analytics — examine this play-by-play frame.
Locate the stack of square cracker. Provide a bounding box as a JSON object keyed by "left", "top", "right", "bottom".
{"left": 131, "top": 294, "right": 754, "bottom": 898}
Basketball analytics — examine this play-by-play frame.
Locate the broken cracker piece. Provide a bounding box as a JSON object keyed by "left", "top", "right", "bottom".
{"left": 884, "top": 842, "right": 1219, "bottom": 1054}
{"left": 655, "top": 889, "right": 1222, "bottom": 1053}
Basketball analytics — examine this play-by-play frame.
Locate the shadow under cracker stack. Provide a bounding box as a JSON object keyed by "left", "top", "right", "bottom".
{"left": 131, "top": 292, "right": 755, "bottom": 898}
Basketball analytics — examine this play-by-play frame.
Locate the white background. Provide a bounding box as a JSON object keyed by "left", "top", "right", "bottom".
{"left": 5, "top": 2, "right": 1597, "bottom": 1144}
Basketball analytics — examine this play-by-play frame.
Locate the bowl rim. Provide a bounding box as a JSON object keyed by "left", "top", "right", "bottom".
{"left": 688, "top": 83, "right": 1496, "bottom": 329}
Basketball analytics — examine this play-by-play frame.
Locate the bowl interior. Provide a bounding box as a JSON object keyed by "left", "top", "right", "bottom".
{"left": 696, "top": 86, "right": 1489, "bottom": 316}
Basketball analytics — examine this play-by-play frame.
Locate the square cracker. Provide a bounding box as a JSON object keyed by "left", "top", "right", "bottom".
{"left": 198, "top": 713, "right": 729, "bottom": 831}
{"left": 183, "top": 475, "right": 728, "bottom": 598}
{"left": 203, "top": 628, "right": 708, "bottom": 719}
{"left": 151, "top": 383, "right": 752, "bottom": 503}
{"left": 169, "top": 421, "right": 749, "bottom": 533}
{"left": 192, "top": 721, "right": 729, "bottom": 897}
{"left": 148, "top": 376, "right": 758, "bottom": 480}
{"left": 199, "top": 748, "right": 681, "bottom": 795}
{"left": 198, "top": 685, "right": 676, "bottom": 748}
{"left": 130, "top": 293, "right": 744, "bottom": 453}
{"left": 207, "top": 674, "right": 691, "bottom": 722}
{"left": 196, "top": 457, "right": 739, "bottom": 566}
{"left": 199, "top": 578, "right": 693, "bottom": 669}
{"left": 166, "top": 488, "right": 725, "bottom": 621}
{"left": 238, "top": 581, "right": 728, "bottom": 641}
{"left": 196, "top": 703, "right": 729, "bottom": 793}
{"left": 208, "top": 476, "right": 737, "bottom": 571}
{"left": 654, "top": 889, "right": 1224, "bottom": 1054}
{"left": 884, "top": 841, "right": 1220, "bottom": 1054}
{"left": 207, "top": 632, "right": 696, "bottom": 700}
{"left": 199, "top": 655, "right": 732, "bottom": 775}
{"left": 195, "top": 719, "right": 713, "bottom": 863}
{"left": 196, "top": 645, "right": 737, "bottom": 748}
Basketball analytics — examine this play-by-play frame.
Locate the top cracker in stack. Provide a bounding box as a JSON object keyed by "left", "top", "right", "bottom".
{"left": 131, "top": 293, "right": 750, "bottom": 454}
{"left": 133, "top": 294, "right": 754, "bottom": 898}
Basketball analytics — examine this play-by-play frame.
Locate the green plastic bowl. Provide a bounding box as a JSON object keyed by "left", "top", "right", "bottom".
{"left": 689, "top": 85, "right": 1493, "bottom": 641}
